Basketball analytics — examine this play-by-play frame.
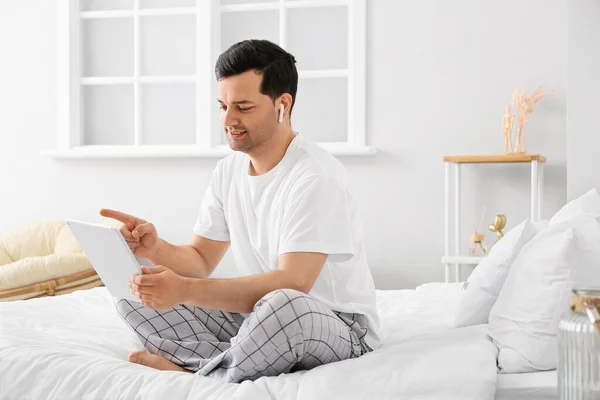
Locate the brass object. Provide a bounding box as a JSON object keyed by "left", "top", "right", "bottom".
{"left": 488, "top": 214, "right": 507, "bottom": 242}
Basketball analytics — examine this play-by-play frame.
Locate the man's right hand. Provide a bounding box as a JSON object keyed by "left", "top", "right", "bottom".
{"left": 99, "top": 209, "right": 159, "bottom": 259}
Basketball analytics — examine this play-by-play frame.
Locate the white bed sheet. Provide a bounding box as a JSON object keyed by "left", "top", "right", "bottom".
{"left": 0, "top": 283, "right": 500, "bottom": 400}
{"left": 495, "top": 371, "right": 557, "bottom": 400}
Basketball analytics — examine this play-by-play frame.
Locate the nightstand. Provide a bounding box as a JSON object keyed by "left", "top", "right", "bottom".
{"left": 442, "top": 154, "right": 546, "bottom": 282}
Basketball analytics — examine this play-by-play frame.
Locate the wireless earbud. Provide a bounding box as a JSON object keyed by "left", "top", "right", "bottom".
{"left": 278, "top": 104, "right": 284, "bottom": 123}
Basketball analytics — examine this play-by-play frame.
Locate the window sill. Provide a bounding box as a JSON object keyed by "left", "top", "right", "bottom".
{"left": 40, "top": 144, "right": 378, "bottom": 160}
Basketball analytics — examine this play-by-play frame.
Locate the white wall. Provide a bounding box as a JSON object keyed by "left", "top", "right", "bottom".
{"left": 566, "top": 0, "right": 600, "bottom": 200}
{"left": 0, "top": 0, "right": 567, "bottom": 289}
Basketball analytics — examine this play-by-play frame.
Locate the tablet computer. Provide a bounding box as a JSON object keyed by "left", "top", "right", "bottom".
{"left": 66, "top": 219, "right": 143, "bottom": 302}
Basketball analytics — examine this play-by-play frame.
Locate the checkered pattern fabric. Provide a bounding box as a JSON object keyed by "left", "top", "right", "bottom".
{"left": 114, "top": 288, "right": 372, "bottom": 382}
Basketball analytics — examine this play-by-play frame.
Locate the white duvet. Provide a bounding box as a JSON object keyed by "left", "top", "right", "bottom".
{"left": 0, "top": 283, "right": 498, "bottom": 400}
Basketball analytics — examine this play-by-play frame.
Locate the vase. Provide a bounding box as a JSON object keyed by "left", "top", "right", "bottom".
{"left": 514, "top": 126, "right": 525, "bottom": 154}
{"left": 558, "top": 288, "right": 600, "bottom": 399}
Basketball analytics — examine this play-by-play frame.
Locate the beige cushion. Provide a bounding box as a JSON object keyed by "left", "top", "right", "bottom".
{"left": 0, "top": 220, "right": 93, "bottom": 291}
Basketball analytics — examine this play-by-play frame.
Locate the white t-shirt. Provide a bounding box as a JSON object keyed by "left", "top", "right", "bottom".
{"left": 193, "top": 134, "right": 380, "bottom": 350}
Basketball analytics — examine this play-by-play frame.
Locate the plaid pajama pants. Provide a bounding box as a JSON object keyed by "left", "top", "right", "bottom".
{"left": 114, "top": 288, "right": 372, "bottom": 383}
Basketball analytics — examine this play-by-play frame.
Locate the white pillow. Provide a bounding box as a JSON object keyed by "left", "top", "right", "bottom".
{"left": 488, "top": 216, "right": 600, "bottom": 373}
{"left": 454, "top": 218, "right": 546, "bottom": 327}
{"left": 550, "top": 188, "right": 600, "bottom": 225}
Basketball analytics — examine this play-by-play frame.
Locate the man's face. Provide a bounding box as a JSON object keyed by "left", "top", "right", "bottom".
{"left": 217, "top": 70, "right": 280, "bottom": 153}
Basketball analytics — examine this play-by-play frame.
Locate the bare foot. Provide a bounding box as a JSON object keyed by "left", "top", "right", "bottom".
{"left": 128, "top": 351, "right": 193, "bottom": 373}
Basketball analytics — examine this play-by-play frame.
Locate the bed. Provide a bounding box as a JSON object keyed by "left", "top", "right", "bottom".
{"left": 0, "top": 282, "right": 556, "bottom": 399}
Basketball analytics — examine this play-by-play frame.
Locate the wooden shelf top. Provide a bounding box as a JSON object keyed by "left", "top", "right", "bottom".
{"left": 443, "top": 154, "right": 546, "bottom": 164}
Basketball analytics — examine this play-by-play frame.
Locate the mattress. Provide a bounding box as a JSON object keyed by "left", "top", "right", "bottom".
{"left": 0, "top": 282, "right": 555, "bottom": 399}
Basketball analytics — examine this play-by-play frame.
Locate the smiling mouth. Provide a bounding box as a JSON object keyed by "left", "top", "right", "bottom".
{"left": 229, "top": 130, "right": 247, "bottom": 138}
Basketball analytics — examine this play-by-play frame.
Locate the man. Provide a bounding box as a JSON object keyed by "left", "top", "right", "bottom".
{"left": 101, "top": 39, "right": 380, "bottom": 383}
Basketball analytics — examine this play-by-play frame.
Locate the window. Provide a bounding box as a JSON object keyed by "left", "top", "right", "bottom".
{"left": 43, "top": 0, "right": 374, "bottom": 159}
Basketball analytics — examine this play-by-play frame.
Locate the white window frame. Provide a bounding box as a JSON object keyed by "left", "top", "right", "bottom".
{"left": 42, "top": 0, "right": 376, "bottom": 160}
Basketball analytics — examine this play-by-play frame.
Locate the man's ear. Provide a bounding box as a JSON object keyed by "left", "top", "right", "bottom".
{"left": 278, "top": 93, "right": 293, "bottom": 122}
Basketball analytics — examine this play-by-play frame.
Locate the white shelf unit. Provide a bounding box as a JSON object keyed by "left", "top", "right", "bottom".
{"left": 443, "top": 154, "right": 546, "bottom": 283}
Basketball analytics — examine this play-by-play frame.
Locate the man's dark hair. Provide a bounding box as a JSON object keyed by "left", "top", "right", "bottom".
{"left": 215, "top": 40, "right": 298, "bottom": 117}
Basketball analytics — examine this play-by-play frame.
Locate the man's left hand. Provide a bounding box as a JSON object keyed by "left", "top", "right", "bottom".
{"left": 128, "top": 265, "right": 188, "bottom": 310}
